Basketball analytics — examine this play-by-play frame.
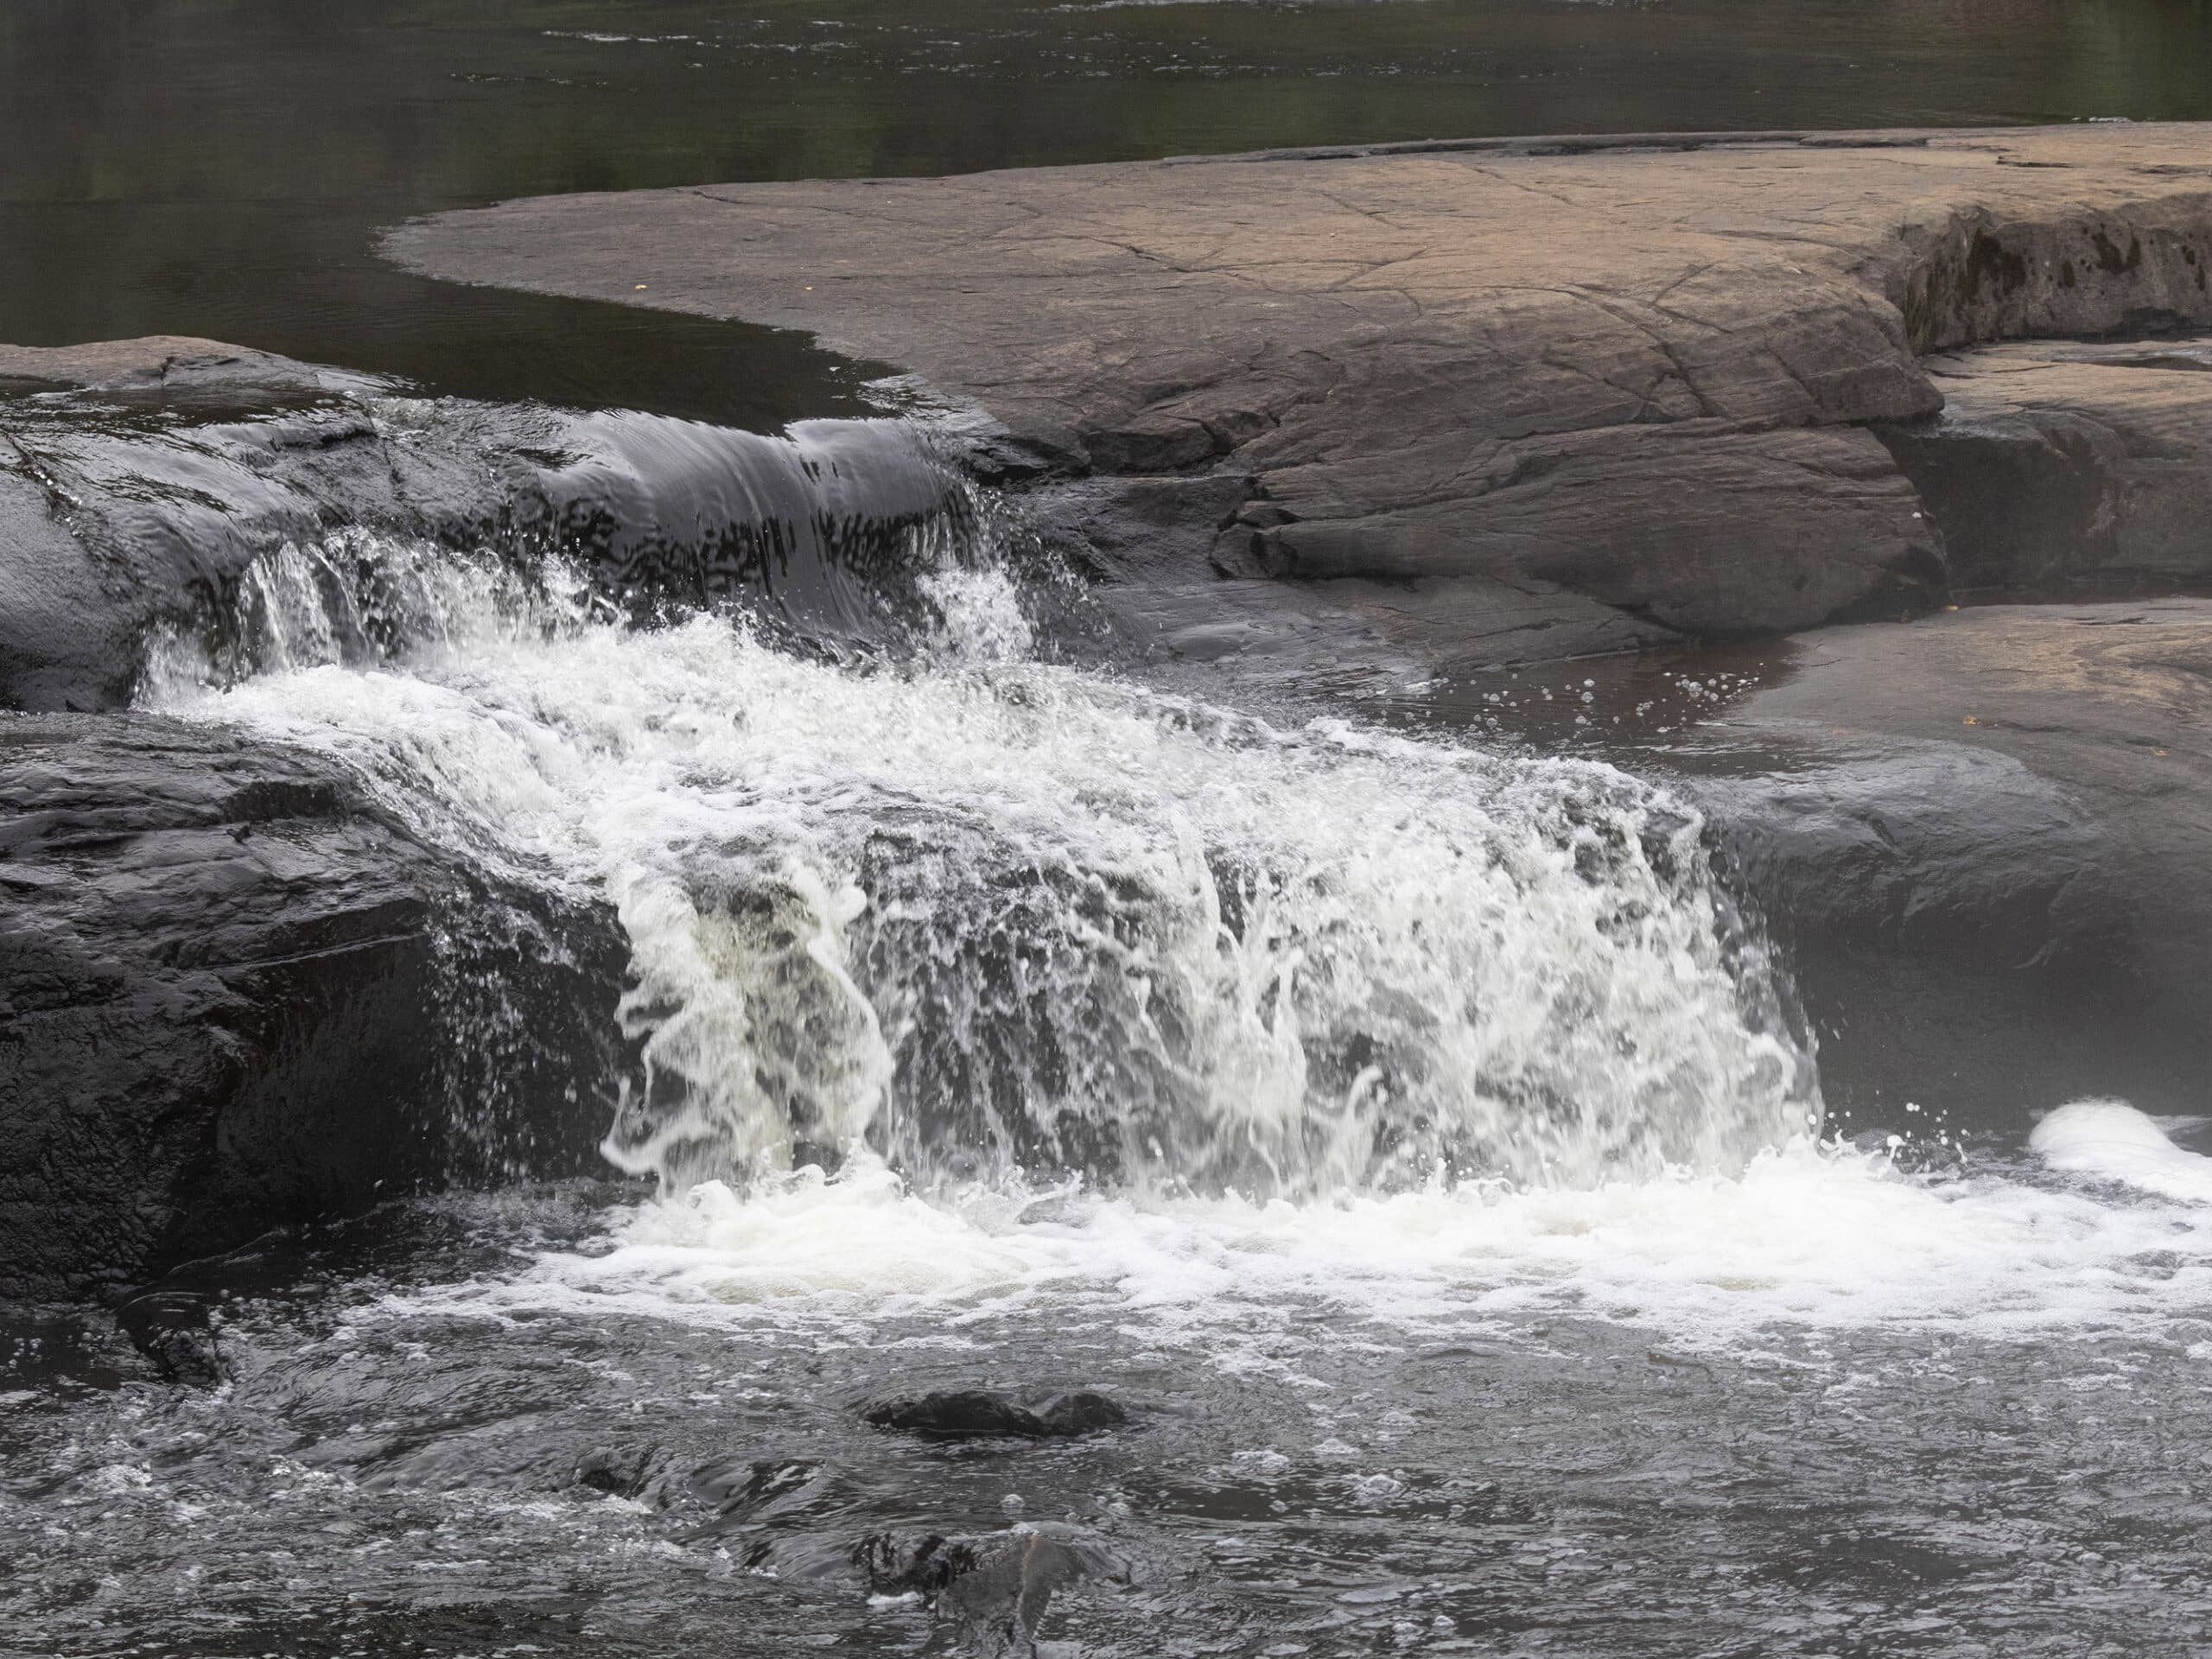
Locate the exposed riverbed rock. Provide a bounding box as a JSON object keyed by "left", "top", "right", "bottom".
{"left": 861, "top": 1389, "right": 1128, "bottom": 1440}
{"left": 0, "top": 335, "right": 382, "bottom": 401}
{"left": 0, "top": 715, "right": 625, "bottom": 1302}
{"left": 1878, "top": 335, "right": 2212, "bottom": 592}
{"left": 1690, "top": 599, "right": 2212, "bottom": 1125}
{"left": 391, "top": 124, "right": 2212, "bottom": 666}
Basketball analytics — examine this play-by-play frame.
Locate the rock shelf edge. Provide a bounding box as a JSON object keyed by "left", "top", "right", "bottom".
{"left": 386, "top": 122, "right": 2212, "bottom": 667}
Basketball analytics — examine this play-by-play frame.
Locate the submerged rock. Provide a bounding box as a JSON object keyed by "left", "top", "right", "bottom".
{"left": 861, "top": 1389, "right": 1128, "bottom": 1440}
{"left": 854, "top": 1529, "right": 984, "bottom": 1597}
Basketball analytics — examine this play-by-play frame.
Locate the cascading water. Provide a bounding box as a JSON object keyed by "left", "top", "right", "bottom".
{"left": 140, "top": 424, "right": 1819, "bottom": 1206}
{"left": 23, "top": 397, "right": 2212, "bottom": 1659}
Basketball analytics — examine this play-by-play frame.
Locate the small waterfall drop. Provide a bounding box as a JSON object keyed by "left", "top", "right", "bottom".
{"left": 140, "top": 424, "right": 1819, "bottom": 1202}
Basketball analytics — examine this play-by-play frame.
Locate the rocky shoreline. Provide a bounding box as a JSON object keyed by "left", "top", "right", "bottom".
{"left": 392, "top": 123, "right": 2212, "bottom": 664}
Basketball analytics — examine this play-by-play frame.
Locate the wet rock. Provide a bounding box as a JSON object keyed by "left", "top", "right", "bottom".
{"left": 1689, "top": 599, "right": 2212, "bottom": 1124}
{"left": 861, "top": 1389, "right": 1128, "bottom": 1440}
{"left": 571, "top": 1444, "right": 667, "bottom": 1499}
{"left": 1880, "top": 337, "right": 2212, "bottom": 592}
{"left": 0, "top": 714, "right": 626, "bottom": 1301}
{"left": 112, "top": 1289, "right": 224, "bottom": 1385}
{"left": 0, "top": 351, "right": 966, "bottom": 713}
{"left": 854, "top": 1529, "right": 983, "bottom": 1597}
{"left": 393, "top": 124, "right": 2212, "bottom": 664}
{"left": 0, "top": 379, "right": 533, "bottom": 710}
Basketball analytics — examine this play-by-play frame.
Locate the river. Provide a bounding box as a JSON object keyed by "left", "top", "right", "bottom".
{"left": 6, "top": 3, "right": 2212, "bottom": 1656}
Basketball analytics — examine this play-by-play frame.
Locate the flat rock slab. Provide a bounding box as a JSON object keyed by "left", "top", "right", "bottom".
{"left": 391, "top": 124, "right": 2212, "bottom": 664}
{"left": 0, "top": 335, "right": 381, "bottom": 400}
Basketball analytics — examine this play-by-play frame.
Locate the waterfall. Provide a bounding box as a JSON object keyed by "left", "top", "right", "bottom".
{"left": 140, "top": 415, "right": 1818, "bottom": 1201}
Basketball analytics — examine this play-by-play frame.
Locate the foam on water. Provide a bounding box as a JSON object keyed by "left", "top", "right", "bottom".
{"left": 2031, "top": 1098, "right": 2212, "bottom": 1204}
{"left": 385, "top": 1128, "right": 2212, "bottom": 1362}
{"left": 142, "top": 531, "right": 2212, "bottom": 1357}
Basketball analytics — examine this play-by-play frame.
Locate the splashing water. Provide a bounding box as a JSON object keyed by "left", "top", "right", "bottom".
{"left": 145, "top": 521, "right": 1816, "bottom": 1202}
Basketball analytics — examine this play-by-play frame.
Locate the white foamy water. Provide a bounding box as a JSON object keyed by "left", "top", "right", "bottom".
{"left": 2032, "top": 1098, "right": 2212, "bottom": 1204}
{"left": 149, "top": 531, "right": 1812, "bottom": 1199}
{"left": 378, "top": 1114, "right": 2212, "bottom": 1359}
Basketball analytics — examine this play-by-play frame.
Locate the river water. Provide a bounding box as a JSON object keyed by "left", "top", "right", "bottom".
{"left": 9, "top": 3, "right": 2212, "bottom": 1655}
{"left": 3, "top": 432, "right": 2210, "bottom": 1654}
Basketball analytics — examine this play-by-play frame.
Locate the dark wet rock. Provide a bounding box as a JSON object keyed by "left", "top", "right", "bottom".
{"left": 855, "top": 1529, "right": 984, "bottom": 1597}
{"left": 113, "top": 1289, "right": 224, "bottom": 1385}
{"left": 572, "top": 1444, "right": 669, "bottom": 1499}
{"left": 0, "top": 714, "right": 626, "bottom": 1302}
{"left": 858, "top": 1525, "right": 1128, "bottom": 1657}
{"left": 1879, "top": 337, "right": 2212, "bottom": 592}
{"left": 0, "top": 384, "right": 529, "bottom": 711}
{"left": 861, "top": 1389, "right": 1128, "bottom": 1440}
{"left": 1689, "top": 599, "right": 2212, "bottom": 1124}
{"left": 0, "top": 351, "right": 965, "bottom": 712}
{"left": 392, "top": 124, "right": 2212, "bottom": 666}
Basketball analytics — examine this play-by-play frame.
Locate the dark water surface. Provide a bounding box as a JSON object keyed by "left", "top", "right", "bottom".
{"left": 8, "top": 0, "right": 2212, "bottom": 417}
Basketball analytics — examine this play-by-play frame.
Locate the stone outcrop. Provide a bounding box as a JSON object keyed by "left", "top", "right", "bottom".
{"left": 0, "top": 715, "right": 628, "bottom": 1301}
{"left": 0, "top": 335, "right": 384, "bottom": 400}
{"left": 0, "top": 351, "right": 985, "bottom": 1300}
{"left": 0, "top": 349, "right": 962, "bottom": 711}
{"left": 1879, "top": 335, "right": 2212, "bottom": 591}
{"left": 1690, "top": 599, "right": 2212, "bottom": 1127}
{"left": 388, "top": 124, "right": 2212, "bottom": 667}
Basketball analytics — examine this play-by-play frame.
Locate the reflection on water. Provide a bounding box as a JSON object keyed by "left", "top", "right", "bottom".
{"left": 8, "top": 0, "right": 2212, "bottom": 415}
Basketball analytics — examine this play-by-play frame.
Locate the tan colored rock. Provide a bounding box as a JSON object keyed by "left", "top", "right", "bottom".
{"left": 389, "top": 124, "right": 2212, "bottom": 662}
{"left": 0, "top": 335, "right": 369, "bottom": 396}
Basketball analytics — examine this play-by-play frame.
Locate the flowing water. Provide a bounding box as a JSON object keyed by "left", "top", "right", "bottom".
{"left": 11, "top": 2, "right": 2212, "bottom": 1652}
{"left": 8, "top": 426, "right": 2212, "bottom": 1654}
